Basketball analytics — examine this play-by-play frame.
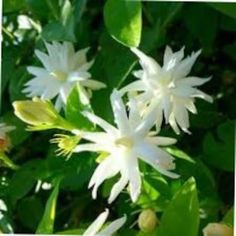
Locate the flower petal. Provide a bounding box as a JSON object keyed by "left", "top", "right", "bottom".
{"left": 108, "top": 174, "right": 128, "bottom": 204}
{"left": 83, "top": 209, "right": 109, "bottom": 236}
{"left": 131, "top": 47, "right": 161, "bottom": 75}
{"left": 98, "top": 215, "right": 126, "bottom": 236}
{"left": 110, "top": 90, "right": 130, "bottom": 134}
{"left": 82, "top": 111, "right": 117, "bottom": 135}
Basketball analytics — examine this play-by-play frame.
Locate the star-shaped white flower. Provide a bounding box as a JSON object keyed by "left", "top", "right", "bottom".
{"left": 83, "top": 209, "right": 126, "bottom": 236}
{"left": 73, "top": 90, "right": 178, "bottom": 203}
{"left": 120, "top": 46, "right": 213, "bottom": 134}
{"left": 23, "top": 42, "right": 106, "bottom": 110}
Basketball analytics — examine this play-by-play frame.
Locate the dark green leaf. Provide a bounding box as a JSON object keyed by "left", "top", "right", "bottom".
{"left": 17, "top": 196, "right": 44, "bottom": 230}
{"left": 203, "top": 121, "right": 235, "bottom": 171}
{"left": 209, "top": 3, "right": 236, "bottom": 19}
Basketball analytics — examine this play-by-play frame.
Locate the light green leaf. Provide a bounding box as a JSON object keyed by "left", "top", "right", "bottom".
{"left": 203, "top": 120, "right": 235, "bottom": 171}
{"left": 222, "top": 207, "right": 234, "bottom": 227}
{"left": 65, "top": 85, "right": 94, "bottom": 130}
{"left": 36, "top": 178, "right": 61, "bottom": 234}
{"left": 165, "top": 147, "right": 195, "bottom": 163}
{"left": 104, "top": 0, "right": 142, "bottom": 47}
{"left": 209, "top": 3, "right": 236, "bottom": 20}
{"left": 158, "top": 177, "right": 199, "bottom": 236}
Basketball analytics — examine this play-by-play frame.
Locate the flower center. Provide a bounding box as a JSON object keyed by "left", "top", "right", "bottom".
{"left": 115, "top": 136, "right": 134, "bottom": 149}
{"left": 50, "top": 70, "right": 67, "bottom": 81}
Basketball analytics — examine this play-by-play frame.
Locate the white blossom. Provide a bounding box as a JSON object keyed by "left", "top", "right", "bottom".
{"left": 23, "top": 42, "right": 106, "bottom": 110}
{"left": 73, "top": 90, "right": 178, "bottom": 203}
{"left": 120, "top": 46, "right": 213, "bottom": 134}
{"left": 83, "top": 209, "right": 126, "bottom": 236}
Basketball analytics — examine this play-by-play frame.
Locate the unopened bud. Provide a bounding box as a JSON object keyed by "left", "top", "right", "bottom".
{"left": 138, "top": 209, "right": 158, "bottom": 232}
{"left": 13, "top": 98, "right": 74, "bottom": 131}
{"left": 203, "top": 223, "right": 233, "bottom": 236}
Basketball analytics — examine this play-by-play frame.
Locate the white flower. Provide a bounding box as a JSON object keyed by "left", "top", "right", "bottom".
{"left": 23, "top": 42, "right": 106, "bottom": 110}
{"left": 120, "top": 46, "right": 213, "bottom": 134}
{"left": 83, "top": 209, "right": 126, "bottom": 236}
{"left": 0, "top": 123, "right": 15, "bottom": 139}
{"left": 73, "top": 90, "right": 178, "bottom": 203}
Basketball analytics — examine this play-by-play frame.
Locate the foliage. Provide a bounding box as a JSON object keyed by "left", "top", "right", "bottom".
{"left": 1, "top": 0, "right": 235, "bottom": 235}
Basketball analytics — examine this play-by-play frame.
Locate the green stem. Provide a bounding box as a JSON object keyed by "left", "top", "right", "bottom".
{"left": 0, "top": 152, "right": 19, "bottom": 170}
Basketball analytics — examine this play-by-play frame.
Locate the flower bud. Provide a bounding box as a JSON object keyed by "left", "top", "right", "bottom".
{"left": 13, "top": 98, "right": 74, "bottom": 131}
{"left": 203, "top": 223, "right": 233, "bottom": 236}
{"left": 138, "top": 209, "right": 158, "bottom": 232}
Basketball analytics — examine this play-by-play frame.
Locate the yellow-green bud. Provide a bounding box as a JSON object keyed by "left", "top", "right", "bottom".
{"left": 203, "top": 223, "right": 233, "bottom": 236}
{"left": 138, "top": 209, "right": 158, "bottom": 233}
{"left": 13, "top": 97, "right": 74, "bottom": 131}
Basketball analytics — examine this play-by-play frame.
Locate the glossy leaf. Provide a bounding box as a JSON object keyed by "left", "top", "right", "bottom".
{"left": 158, "top": 177, "right": 199, "bottom": 236}
{"left": 36, "top": 178, "right": 61, "bottom": 234}
{"left": 104, "top": 0, "right": 142, "bottom": 47}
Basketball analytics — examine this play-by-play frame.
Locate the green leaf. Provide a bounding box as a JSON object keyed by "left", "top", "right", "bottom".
{"left": 90, "top": 33, "right": 136, "bottom": 122}
{"left": 158, "top": 177, "right": 199, "bottom": 236}
{"left": 41, "top": 20, "right": 76, "bottom": 42}
{"left": 9, "top": 67, "right": 29, "bottom": 102}
{"left": 209, "top": 3, "right": 236, "bottom": 20}
{"left": 36, "top": 178, "right": 61, "bottom": 234}
{"left": 17, "top": 196, "right": 44, "bottom": 231}
{"left": 7, "top": 160, "right": 40, "bottom": 205}
{"left": 104, "top": 0, "right": 142, "bottom": 47}
{"left": 183, "top": 4, "right": 218, "bottom": 50}
{"left": 65, "top": 86, "right": 94, "bottom": 130}
{"left": 222, "top": 207, "right": 234, "bottom": 226}
{"left": 3, "top": 0, "right": 27, "bottom": 13}
{"left": 203, "top": 121, "right": 235, "bottom": 171}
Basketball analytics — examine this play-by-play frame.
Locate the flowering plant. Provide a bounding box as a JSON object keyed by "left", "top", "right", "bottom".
{"left": 1, "top": 1, "right": 234, "bottom": 235}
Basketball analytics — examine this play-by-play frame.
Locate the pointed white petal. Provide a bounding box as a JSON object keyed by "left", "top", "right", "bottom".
{"left": 90, "top": 156, "right": 119, "bottom": 199}
{"left": 80, "top": 79, "right": 106, "bottom": 90}
{"left": 119, "top": 80, "right": 146, "bottom": 95}
{"left": 110, "top": 90, "right": 130, "bottom": 134}
{"left": 174, "top": 50, "right": 201, "bottom": 79}
{"left": 163, "top": 46, "right": 185, "bottom": 71}
{"left": 98, "top": 215, "right": 126, "bottom": 236}
{"left": 126, "top": 156, "right": 141, "bottom": 202}
{"left": 34, "top": 49, "right": 53, "bottom": 71}
{"left": 83, "top": 209, "right": 109, "bottom": 236}
{"left": 147, "top": 136, "right": 177, "bottom": 146}
{"left": 108, "top": 174, "right": 128, "bottom": 204}
{"left": 169, "top": 112, "right": 180, "bottom": 135}
{"left": 178, "top": 76, "right": 211, "bottom": 87}
{"left": 131, "top": 47, "right": 161, "bottom": 75}
{"left": 173, "top": 103, "right": 190, "bottom": 132}
{"left": 192, "top": 89, "right": 213, "bottom": 103}
{"left": 135, "top": 142, "right": 179, "bottom": 178}
{"left": 74, "top": 143, "right": 106, "bottom": 153}
{"left": 82, "top": 111, "right": 117, "bottom": 135}
{"left": 135, "top": 101, "right": 160, "bottom": 136}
